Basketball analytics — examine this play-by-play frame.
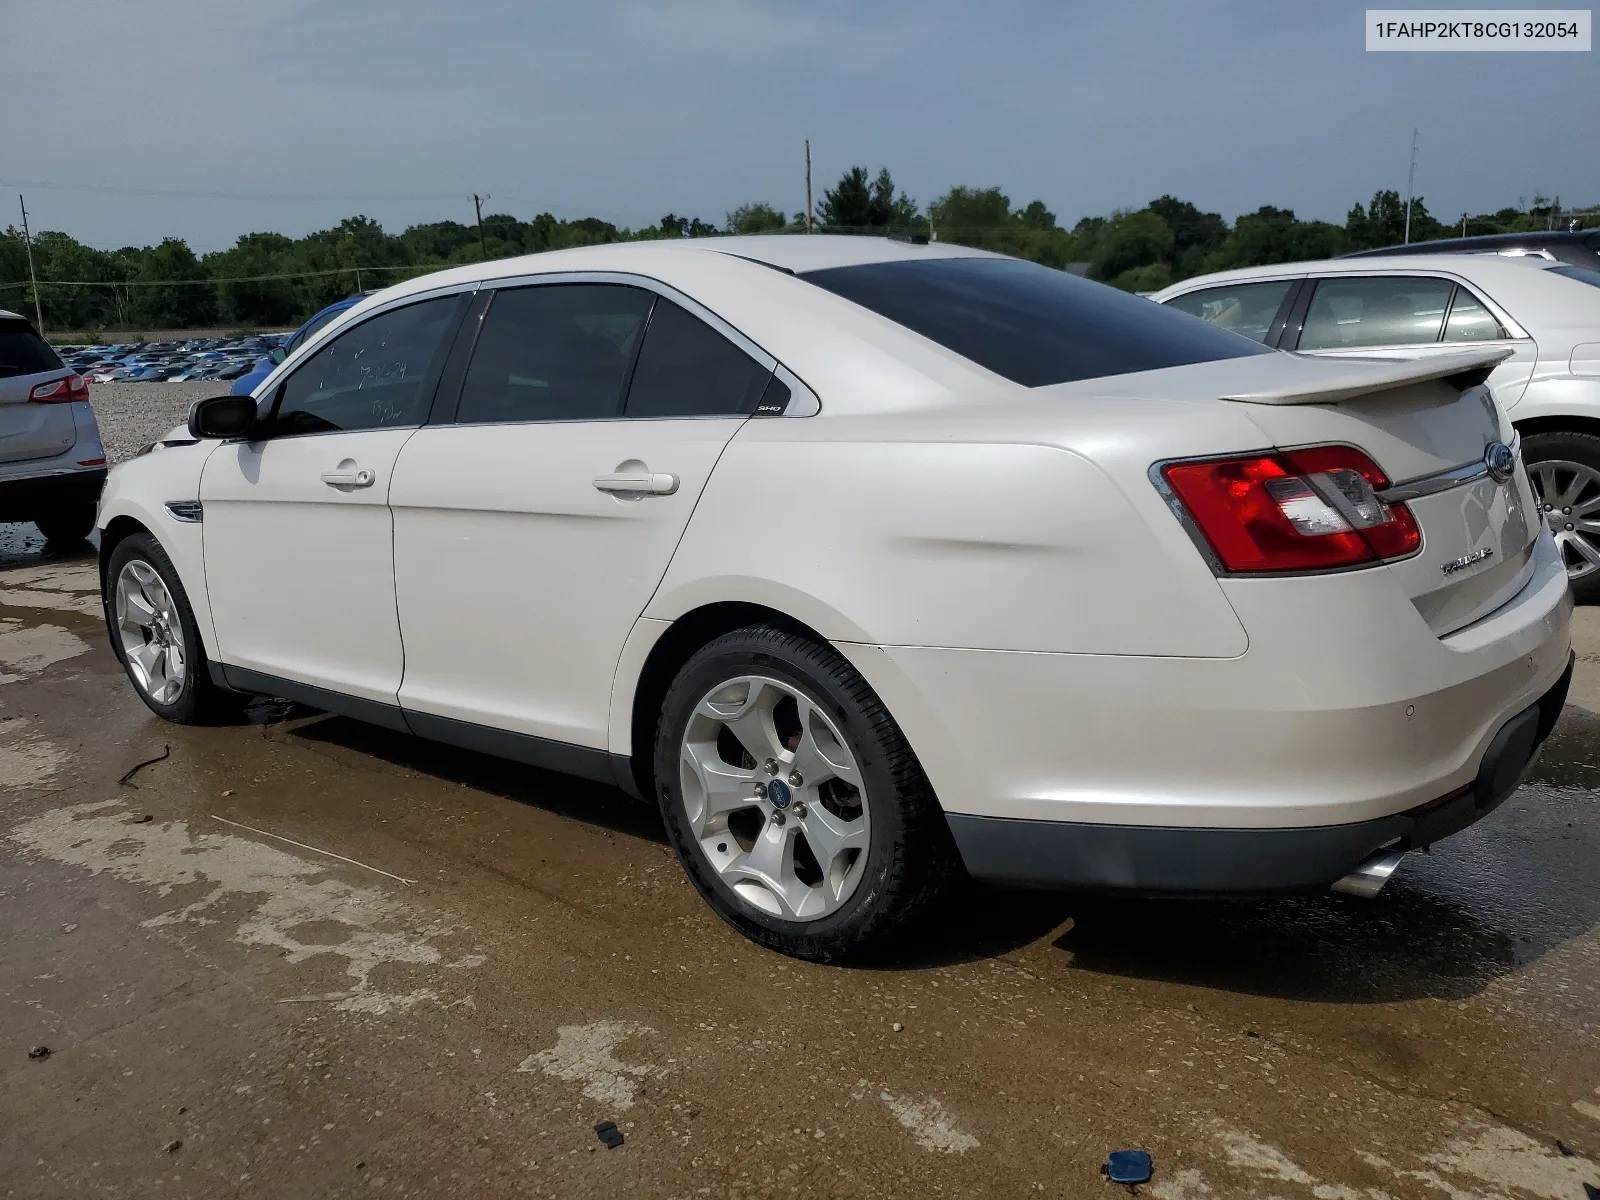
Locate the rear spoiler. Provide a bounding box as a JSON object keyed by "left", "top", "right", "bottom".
{"left": 1220, "top": 347, "right": 1514, "bottom": 406}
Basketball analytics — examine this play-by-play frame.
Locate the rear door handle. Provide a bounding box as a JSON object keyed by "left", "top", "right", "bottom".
{"left": 593, "top": 472, "right": 679, "bottom": 496}
{"left": 321, "top": 468, "right": 375, "bottom": 489}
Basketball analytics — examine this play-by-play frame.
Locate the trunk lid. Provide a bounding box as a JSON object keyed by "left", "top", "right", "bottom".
{"left": 0, "top": 318, "right": 78, "bottom": 465}
{"left": 1223, "top": 348, "right": 1537, "bottom": 635}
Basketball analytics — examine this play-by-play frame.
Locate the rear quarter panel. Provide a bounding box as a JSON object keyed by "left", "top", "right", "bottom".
{"left": 647, "top": 401, "right": 1257, "bottom": 656}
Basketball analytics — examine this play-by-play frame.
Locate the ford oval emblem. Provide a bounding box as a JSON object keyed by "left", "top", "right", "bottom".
{"left": 765, "top": 778, "right": 792, "bottom": 809}
{"left": 1484, "top": 441, "right": 1515, "bottom": 484}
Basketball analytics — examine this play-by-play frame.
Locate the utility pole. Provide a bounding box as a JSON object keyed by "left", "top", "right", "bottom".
{"left": 804, "top": 141, "right": 813, "bottom": 233}
{"left": 473, "top": 193, "right": 490, "bottom": 261}
{"left": 928, "top": 210, "right": 936, "bottom": 243}
{"left": 1403, "top": 127, "right": 1419, "bottom": 244}
{"left": 1461, "top": 212, "right": 1468, "bottom": 237}
{"left": 17, "top": 195, "right": 43, "bottom": 332}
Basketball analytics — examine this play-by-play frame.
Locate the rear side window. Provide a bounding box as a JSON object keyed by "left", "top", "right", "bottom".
{"left": 1297, "top": 276, "right": 1455, "bottom": 350}
{"left": 1162, "top": 280, "right": 1294, "bottom": 345}
{"left": 272, "top": 296, "right": 458, "bottom": 435}
{"left": 799, "top": 257, "right": 1271, "bottom": 387}
{"left": 0, "top": 318, "right": 63, "bottom": 379}
{"left": 457, "top": 284, "right": 654, "bottom": 423}
{"left": 1442, "top": 287, "right": 1507, "bottom": 341}
{"left": 624, "top": 298, "right": 771, "bottom": 418}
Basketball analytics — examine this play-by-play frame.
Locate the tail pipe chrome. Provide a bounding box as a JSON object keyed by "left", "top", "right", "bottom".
{"left": 1331, "top": 849, "right": 1407, "bottom": 898}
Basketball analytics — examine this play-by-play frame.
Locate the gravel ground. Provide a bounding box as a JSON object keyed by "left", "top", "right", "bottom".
{"left": 89, "top": 381, "right": 220, "bottom": 463}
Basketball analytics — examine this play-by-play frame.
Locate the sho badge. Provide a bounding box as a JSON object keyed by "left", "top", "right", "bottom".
{"left": 1442, "top": 547, "right": 1494, "bottom": 575}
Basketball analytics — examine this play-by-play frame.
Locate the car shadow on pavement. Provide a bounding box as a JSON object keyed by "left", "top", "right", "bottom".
{"left": 278, "top": 711, "right": 670, "bottom": 846}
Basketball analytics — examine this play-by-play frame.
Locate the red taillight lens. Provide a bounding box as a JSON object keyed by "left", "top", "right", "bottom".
{"left": 1161, "top": 446, "right": 1420, "bottom": 573}
{"left": 28, "top": 374, "right": 89, "bottom": 404}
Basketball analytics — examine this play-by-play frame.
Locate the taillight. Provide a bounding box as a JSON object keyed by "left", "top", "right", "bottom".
{"left": 28, "top": 374, "right": 89, "bottom": 404}
{"left": 1160, "top": 445, "right": 1420, "bottom": 574}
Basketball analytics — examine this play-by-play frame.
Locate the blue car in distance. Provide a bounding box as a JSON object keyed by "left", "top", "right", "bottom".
{"left": 230, "top": 294, "right": 364, "bottom": 396}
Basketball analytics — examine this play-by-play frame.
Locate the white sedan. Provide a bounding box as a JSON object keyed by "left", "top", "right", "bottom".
{"left": 96, "top": 236, "right": 1573, "bottom": 961}
{"left": 1152, "top": 254, "right": 1600, "bottom": 595}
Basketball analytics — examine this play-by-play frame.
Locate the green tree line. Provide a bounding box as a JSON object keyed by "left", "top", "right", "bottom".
{"left": 1, "top": 165, "right": 1590, "bottom": 335}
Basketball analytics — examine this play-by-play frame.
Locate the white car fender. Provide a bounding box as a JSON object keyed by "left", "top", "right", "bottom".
{"left": 97, "top": 441, "right": 220, "bottom": 658}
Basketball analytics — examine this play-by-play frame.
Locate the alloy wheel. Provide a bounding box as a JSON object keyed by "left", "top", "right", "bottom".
{"left": 114, "top": 559, "right": 187, "bottom": 705}
{"left": 678, "top": 675, "right": 871, "bottom": 922}
{"left": 1529, "top": 458, "right": 1600, "bottom": 581}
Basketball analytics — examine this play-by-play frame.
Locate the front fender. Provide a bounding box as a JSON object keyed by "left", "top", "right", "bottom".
{"left": 97, "top": 443, "right": 220, "bottom": 657}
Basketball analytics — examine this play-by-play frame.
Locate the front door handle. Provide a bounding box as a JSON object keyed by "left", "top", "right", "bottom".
{"left": 321, "top": 467, "right": 375, "bottom": 489}
{"left": 593, "top": 472, "right": 679, "bottom": 496}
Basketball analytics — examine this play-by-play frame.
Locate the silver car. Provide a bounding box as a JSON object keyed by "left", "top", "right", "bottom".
{"left": 0, "top": 308, "right": 108, "bottom": 543}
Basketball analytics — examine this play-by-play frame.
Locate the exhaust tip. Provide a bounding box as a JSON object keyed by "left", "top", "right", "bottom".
{"left": 1331, "top": 849, "right": 1406, "bottom": 898}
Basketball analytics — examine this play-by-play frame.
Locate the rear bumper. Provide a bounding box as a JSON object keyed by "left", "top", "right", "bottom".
{"left": 0, "top": 467, "right": 107, "bottom": 520}
{"left": 948, "top": 651, "right": 1573, "bottom": 891}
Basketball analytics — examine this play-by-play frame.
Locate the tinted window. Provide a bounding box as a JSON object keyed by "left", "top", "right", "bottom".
{"left": 288, "top": 304, "right": 349, "bottom": 354}
{"left": 1297, "top": 276, "right": 1455, "bottom": 350}
{"left": 272, "top": 296, "right": 457, "bottom": 436}
{"left": 1550, "top": 265, "right": 1600, "bottom": 290}
{"left": 799, "top": 257, "right": 1270, "bottom": 388}
{"left": 625, "top": 298, "right": 771, "bottom": 417}
{"left": 1442, "top": 288, "right": 1506, "bottom": 341}
{"left": 457, "top": 284, "right": 653, "bottom": 423}
{"left": 0, "top": 318, "right": 63, "bottom": 379}
{"left": 1162, "top": 280, "right": 1294, "bottom": 345}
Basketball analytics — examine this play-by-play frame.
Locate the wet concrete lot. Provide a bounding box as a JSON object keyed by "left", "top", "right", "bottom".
{"left": 0, "top": 528, "right": 1596, "bottom": 1199}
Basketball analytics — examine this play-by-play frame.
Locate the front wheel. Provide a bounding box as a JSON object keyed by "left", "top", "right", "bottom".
{"left": 104, "top": 532, "right": 239, "bottom": 724}
{"left": 654, "top": 625, "right": 958, "bottom": 962}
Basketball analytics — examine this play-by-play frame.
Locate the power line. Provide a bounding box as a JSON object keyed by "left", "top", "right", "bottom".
{"left": 0, "top": 264, "right": 434, "bottom": 290}
{"left": 0, "top": 177, "right": 469, "bottom": 203}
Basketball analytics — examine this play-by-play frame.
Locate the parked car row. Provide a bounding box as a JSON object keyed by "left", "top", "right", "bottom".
{"left": 55, "top": 333, "right": 290, "bottom": 385}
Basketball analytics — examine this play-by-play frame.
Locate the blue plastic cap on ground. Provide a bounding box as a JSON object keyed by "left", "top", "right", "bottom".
{"left": 1106, "top": 1149, "right": 1153, "bottom": 1184}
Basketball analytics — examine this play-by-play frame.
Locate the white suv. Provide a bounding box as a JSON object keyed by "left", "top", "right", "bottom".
{"left": 1153, "top": 255, "right": 1600, "bottom": 596}
{"left": 0, "top": 308, "right": 108, "bottom": 543}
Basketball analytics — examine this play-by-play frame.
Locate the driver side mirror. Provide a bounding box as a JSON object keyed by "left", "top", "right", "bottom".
{"left": 188, "top": 395, "right": 259, "bottom": 440}
{"left": 269, "top": 346, "right": 288, "bottom": 365}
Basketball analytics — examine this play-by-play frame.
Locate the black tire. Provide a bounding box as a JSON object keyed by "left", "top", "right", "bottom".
{"left": 35, "top": 505, "right": 97, "bottom": 545}
{"left": 653, "top": 624, "right": 959, "bottom": 963}
{"left": 104, "top": 532, "right": 240, "bottom": 724}
{"left": 1522, "top": 430, "right": 1600, "bottom": 603}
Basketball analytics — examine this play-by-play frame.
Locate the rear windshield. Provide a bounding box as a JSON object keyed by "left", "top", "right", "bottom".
{"left": 0, "top": 318, "right": 63, "bottom": 379}
{"left": 1550, "top": 265, "right": 1600, "bottom": 289}
{"left": 798, "top": 256, "right": 1273, "bottom": 387}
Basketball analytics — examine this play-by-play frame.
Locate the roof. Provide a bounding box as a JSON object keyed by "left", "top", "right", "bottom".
{"left": 373, "top": 233, "right": 998, "bottom": 307}
{"left": 1151, "top": 252, "right": 1565, "bottom": 295}
{"left": 1344, "top": 229, "right": 1599, "bottom": 257}
{"left": 0, "top": 309, "right": 25, "bottom": 322}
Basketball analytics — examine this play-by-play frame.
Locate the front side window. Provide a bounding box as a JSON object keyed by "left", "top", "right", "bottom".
{"left": 1297, "top": 276, "right": 1455, "bottom": 350}
{"left": 1162, "top": 280, "right": 1295, "bottom": 345}
{"left": 1442, "top": 287, "right": 1507, "bottom": 341}
{"left": 456, "top": 284, "right": 653, "bottom": 423}
{"left": 800, "top": 256, "right": 1271, "bottom": 388}
{"left": 624, "top": 297, "right": 771, "bottom": 417}
{"left": 287, "top": 304, "right": 350, "bottom": 355}
{"left": 271, "top": 296, "right": 457, "bottom": 436}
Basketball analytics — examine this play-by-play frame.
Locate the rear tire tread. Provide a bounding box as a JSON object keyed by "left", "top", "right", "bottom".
{"left": 654, "top": 623, "right": 959, "bottom": 963}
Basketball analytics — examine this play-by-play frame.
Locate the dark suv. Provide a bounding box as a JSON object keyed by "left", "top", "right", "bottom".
{"left": 1343, "top": 229, "right": 1600, "bottom": 270}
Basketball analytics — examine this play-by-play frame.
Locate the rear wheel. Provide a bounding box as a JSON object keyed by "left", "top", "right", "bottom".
{"left": 654, "top": 625, "right": 958, "bottom": 962}
{"left": 35, "top": 506, "right": 96, "bottom": 545}
{"left": 1522, "top": 430, "right": 1600, "bottom": 602}
{"left": 105, "top": 532, "right": 238, "bottom": 723}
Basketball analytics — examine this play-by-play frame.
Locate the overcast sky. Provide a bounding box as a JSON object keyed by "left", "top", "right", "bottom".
{"left": 4, "top": 0, "right": 1595, "bottom": 253}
